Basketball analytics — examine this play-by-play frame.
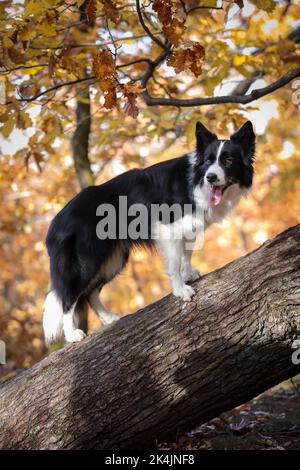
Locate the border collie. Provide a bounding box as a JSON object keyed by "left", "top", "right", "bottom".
{"left": 43, "top": 120, "right": 255, "bottom": 344}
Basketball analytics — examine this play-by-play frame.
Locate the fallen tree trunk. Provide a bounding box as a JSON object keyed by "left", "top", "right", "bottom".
{"left": 1, "top": 225, "right": 300, "bottom": 449}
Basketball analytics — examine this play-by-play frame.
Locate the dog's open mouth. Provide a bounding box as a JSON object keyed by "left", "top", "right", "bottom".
{"left": 209, "top": 183, "right": 230, "bottom": 207}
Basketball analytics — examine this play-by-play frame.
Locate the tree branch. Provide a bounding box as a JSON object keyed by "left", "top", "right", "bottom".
{"left": 28, "top": 32, "right": 164, "bottom": 51}
{"left": 0, "top": 225, "right": 299, "bottom": 449}
{"left": 187, "top": 5, "right": 223, "bottom": 14}
{"left": 140, "top": 49, "right": 170, "bottom": 87}
{"left": 0, "top": 64, "right": 48, "bottom": 73}
{"left": 5, "top": 76, "right": 97, "bottom": 105}
{"left": 136, "top": 0, "right": 167, "bottom": 50}
{"left": 141, "top": 68, "right": 300, "bottom": 107}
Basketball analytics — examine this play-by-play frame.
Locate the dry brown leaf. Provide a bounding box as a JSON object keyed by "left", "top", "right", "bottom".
{"left": 93, "top": 49, "right": 116, "bottom": 79}
{"left": 7, "top": 46, "right": 25, "bottom": 65}
{"left": 153, "top": 0, "right": 185, "bottom": 45}
{"left": 122, "top": 81, "right": 143, "bottom": 118}
{"left": 123, "top": 97, "right": 139, "bottom": 118}
{"left": 86, "top": 0, "right": 96, "bottom": 24}
{"left": 93, "top": 50, "right": 118, "bottom": 109}
{"left": 104, "top": 88, "right": 117, "bottom": 109}
{"left": 123, "top": 82, "right": 144, "bottom": 95}
{"left": 101, "top": 0, "right": 120, "bottom": 23}
{"left": 153, "top": 0, "right": 173, "bottom": 25}
{"left": 167, "top": 41, "right": 205, "bottom": 77}
{"left": 99, "top": 77, "right": 115, "bottom": 92}
{"left": 163, "top": 18, "right": 186, "bottom": 46}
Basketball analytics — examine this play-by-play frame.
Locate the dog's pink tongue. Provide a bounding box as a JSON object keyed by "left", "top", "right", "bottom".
{"left": 209, "top": 186, "right": 223, "bottom": 206}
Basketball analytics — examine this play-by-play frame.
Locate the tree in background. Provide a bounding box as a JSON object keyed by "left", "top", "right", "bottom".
{"left": 0, "top": 0, "right": 300, "bottom": 368}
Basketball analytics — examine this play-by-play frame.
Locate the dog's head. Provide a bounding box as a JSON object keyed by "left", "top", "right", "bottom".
{"left": 194, "top": 120, "right": 255, "bottom": 206}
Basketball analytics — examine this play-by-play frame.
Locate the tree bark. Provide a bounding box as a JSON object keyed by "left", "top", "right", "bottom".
{"left": 1, "top": 225, "right": 300, "bottom": 450}
{"left": 71, "top": 0, "right": 94, "bottom": 190}
{"left": 71, "top": 85, "right": 94, "bottom": 190}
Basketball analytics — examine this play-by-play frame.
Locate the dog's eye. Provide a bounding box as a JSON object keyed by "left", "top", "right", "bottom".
{"left": 223, "top": 157, "right": 233, "bottom": 167}
{"left": 206, "top": 155, "right": 214, "bottom": 165}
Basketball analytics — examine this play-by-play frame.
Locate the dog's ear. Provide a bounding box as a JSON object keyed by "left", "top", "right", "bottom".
{"left": 230, "top": 121, "right": 255, "bottom": 167}
{"left": 195, "top": 121, "right": 217, "bottom": 156}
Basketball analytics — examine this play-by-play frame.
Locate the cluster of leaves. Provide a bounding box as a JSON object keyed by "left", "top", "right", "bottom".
{"left": 167, "top": 41, "right": 205, "bottom": 77}
{"left": 93, "top": 49, "right": 143, "bottom": 115}
{"left": 153, "top": 0, "right": 186, "bottom": 45}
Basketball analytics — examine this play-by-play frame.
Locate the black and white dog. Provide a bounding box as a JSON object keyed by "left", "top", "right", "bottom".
{"left": 43, "top": 121, "right": 255, "bottom": 344}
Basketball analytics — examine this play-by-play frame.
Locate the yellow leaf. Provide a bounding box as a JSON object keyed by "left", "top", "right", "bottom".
{"left": 1, "top": 118, "right": 14, "bottom": 138}
{"left": 233, "top": 55, "right": 246, "bottom": 66}
{"left": 18, "top": 25, "right": 36, "bottom": 41}
{"left": 36, "top": 22, "right": 57, "bottom": 37}
{"left": 23, "top": 0, "right": 45, "bottom": 19}
{"left": 3, "top": 37, "right": 13, "bottom": 47}
{"left": 250, "top": 0, "right": 276, "bottom": 12}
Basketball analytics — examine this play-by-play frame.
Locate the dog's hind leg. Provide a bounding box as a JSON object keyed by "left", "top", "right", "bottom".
{"left": 88, "top": 288, "right": 121, "bottom": 325}
{"left": 63, "top": 300, "right": 87, "bottom": 343}
{"left": 88, "top": 244, "right": 129, "bottom": 325}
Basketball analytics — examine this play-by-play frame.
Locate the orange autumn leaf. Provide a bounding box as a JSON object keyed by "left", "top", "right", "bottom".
{"left": 99, "top": 77, "right": 116, "bottom": 92}
{"left": 93, "top": 50, "right": 118, "bottom": 109}
{"left": 101, "top": 0, "right": 120, "bottom": 23}
{"left": 123, "top": 97, "right": 139, "bottom": 118}
{"left": 153, "top": 0, "right": 173, "bottom": 25}
{"left": 122, "top": 81, "right": 143, "bottom": 118}
{"left": 153, "top": 0, "right": 185, "bottom": 45}
{"left": 86, "top": 0, "right": 96, "bottom": 24}
{"left": 93, "top": 49, "right": 116, "bottom": 79}
{"left": 163, "top": 18, "right": 186, "bottom": 46}
{"left": 123, "top": 82, "right": 144, "bottom": 95}
{"left": 167, "top": 41, "right": 205, "bottom": 77}
{"left": 104, "top": 88, "right": 117, "bottom": 109}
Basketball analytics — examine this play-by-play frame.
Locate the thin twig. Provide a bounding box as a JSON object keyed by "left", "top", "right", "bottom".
{"left": 136, "top": 0, "right": 167, "bottom": 49}
{"left": 28, "top": 31, "right": 164, "bottom": 51}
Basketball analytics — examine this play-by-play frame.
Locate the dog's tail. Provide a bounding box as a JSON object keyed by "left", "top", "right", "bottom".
{"left": 42, "top": 290, "right": 64, "bottom": 345}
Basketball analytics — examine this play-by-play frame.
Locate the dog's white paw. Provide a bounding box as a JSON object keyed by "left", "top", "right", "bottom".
{"left": 101, "top": 312, "right": 121, "bottom": 325}
{"left": 182, "top": 269, "right": 201, "bottom": 283}
{"left": 65, "top": 329, "right": 86, "bottom": 343}
{"left": 173, "top": 284, "right": 195, "bottom": 302}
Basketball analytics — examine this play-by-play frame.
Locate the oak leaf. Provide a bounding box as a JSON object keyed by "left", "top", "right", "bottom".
{"left": 93, "top": 49, "right": 116, "bottom": 79}
{"left": 86, "top": 0, "right": 96, "bottom": 24}
{"left": 123, "top": 97, "right": 139, "bottom": 118}
{"left": 167, "top": 41, "right": 205, "bottom": 77}
{"left": 122, "top": 82, "right": 143, "bottom": 118}
{"left": 99, "top": 77, "right": 116, "bottom": 92}
{"left": 101, "top": 0, "right": 120, "bottom": 23}
{"left": 104, "top": 88, "right": 117, "bottom": 109}
{"left": 153, "top": 0, "right": 172, "bottom": 25}
{"left": 163, "top": 18, "right": 186, "bottom": 46}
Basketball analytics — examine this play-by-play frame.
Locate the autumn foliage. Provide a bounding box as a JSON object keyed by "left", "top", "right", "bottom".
{"left": 0, "top": 0, "right": 300, "bottom": 372}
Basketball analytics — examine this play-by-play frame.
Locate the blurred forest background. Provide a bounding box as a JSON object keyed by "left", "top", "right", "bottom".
{"left": 0, "top": 0, "right": 300, "bottom": 374}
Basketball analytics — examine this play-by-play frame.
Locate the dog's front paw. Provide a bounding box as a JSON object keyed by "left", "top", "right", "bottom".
{"left": 173, "top": 284, "right": 195, "bottom": 302}
{"left": 182, "top": 269, "right": 201, "bottom": 283}
{"left": 65, "top": 329, "right": 86, "bottom": 343}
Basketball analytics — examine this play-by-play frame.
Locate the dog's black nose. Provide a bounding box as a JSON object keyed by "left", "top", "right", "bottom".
{"left": 206, "top": 172, "right": 218, "bottom": 184}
